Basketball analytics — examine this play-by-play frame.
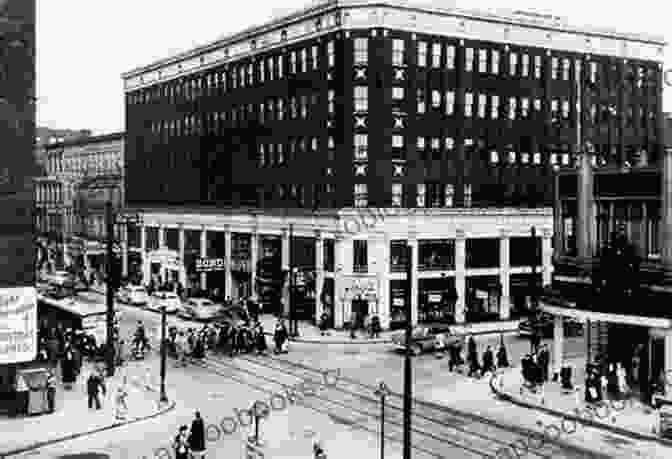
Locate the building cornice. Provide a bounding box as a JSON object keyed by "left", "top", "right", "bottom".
{"left": 122, "top": 0, "right": 666, "bottom": 93}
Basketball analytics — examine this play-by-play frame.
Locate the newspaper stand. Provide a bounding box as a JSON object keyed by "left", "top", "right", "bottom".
{"left": 244, "top": 436, "right": 265, "bottom": 459}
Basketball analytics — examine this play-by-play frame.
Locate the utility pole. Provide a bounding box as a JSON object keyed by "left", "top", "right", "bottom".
{"left": 289, "top": 223, "right": 297, "bottom": 337}
{"left": 403, "top": 243, "right": 413, "bottom": 459}
{"left": 159, "top": 305, "right": 168, "bottom": 403}
{"left": 530, "top": 226, "right": 539, "bottom": 314}
{"left": 105, "top": 201, "right": 115, "bottom": 377}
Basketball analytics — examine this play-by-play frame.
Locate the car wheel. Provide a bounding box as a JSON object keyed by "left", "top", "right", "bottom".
{"left": 412, "top": 345, "right": 422, "bottom": 356}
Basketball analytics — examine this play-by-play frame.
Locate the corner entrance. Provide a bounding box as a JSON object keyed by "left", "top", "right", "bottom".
{"left": 351, "top": 298, "right": 368, "bottom": 329}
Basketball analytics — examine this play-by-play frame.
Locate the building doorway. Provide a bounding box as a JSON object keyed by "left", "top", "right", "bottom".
{"left": 351, "top": 298, "right": 368, "bottom": 329}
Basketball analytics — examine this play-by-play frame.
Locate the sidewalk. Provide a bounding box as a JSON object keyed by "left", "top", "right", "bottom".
{"left": 491, "top": 362, "right": 672, "bottom": 447}
{"left": 0, "top": 356, "right": 175, "bottom": 456}
{"left": 257, "top": 314, "right": 395, "bottom": 344}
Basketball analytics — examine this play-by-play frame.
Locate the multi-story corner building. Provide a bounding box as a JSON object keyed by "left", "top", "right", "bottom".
{"left": 35, "top": 133, "right": 125, "bottom": 277}
{"left": 121, "top": 0, "right": 665, "bottom": 330}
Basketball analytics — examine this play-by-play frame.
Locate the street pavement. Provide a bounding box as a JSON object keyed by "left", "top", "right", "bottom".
{"left": 11, "top": 290, "right": 672, "bottom": 458}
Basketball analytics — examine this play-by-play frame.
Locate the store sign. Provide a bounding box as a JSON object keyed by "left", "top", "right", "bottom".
{"left": 0, "top": 287, "right": 37, "bottom": 364}
{"left": 427, "top": 293, "right": 442, "bottom": 303}
{"left": 341, "top": 275, "right": 378, "bottom": 301}
{"left": 195, "top": 257, "right": 226, "bottom": 272}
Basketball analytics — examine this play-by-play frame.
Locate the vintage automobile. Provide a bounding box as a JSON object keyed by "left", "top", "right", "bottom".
{"left": 391, "top": 323, "right": 463, "bottom": 356}
{"left": 117, "top": 285, "right": 149, "bottom": 306}
{"left": 180, "top": 298, "right": 225, "bottom": 321}
{"left": 149, "top": 291, "right": 181, "bottom": 314}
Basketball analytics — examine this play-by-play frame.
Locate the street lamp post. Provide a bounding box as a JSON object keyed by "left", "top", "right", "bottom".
{"left": 403, "top": 244, "right": 413, "bottom": 459}
{"left": 159, "top": 305, "right": 168, "bottom": 403}
{"left": 374, "top": 381, "right": 391, "bottom": 459}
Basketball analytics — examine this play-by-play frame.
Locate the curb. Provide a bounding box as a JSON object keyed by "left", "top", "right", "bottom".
{"left": 489, "top": 373, "right": 672, "bottom": 448}
{"left": 0, "top": 398, "right": 176, "bottom": 457}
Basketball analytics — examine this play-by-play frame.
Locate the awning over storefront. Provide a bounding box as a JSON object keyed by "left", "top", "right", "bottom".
{"left": 541, "top": 302, "right": 672, "bottom": 329}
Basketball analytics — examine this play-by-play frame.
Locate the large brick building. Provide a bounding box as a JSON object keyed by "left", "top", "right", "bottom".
{"left": 121, "top": 0, "right": 665, "bottom": 330}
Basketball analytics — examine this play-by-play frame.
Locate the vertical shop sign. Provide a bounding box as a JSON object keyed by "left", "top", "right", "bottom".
{"left": 0, "top": 287, "right": 37, "bottom": 364}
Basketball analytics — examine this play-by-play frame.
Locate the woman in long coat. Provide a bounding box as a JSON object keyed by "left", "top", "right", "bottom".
{"left": 255, "top": 323, "right": 268, "bottom": 355}
{"left": 61, "top": 345, "right": 77, "bottom": 389}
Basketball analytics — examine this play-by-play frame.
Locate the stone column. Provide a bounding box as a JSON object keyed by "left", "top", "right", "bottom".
{"left": 333, "top": 234, "right": 347, "bottom": 328}
{"left": 455, "top": 230, "right": 467, "bottom": 324}
{"left": 553, "top": 315, "right": 565, "bottom": 378}
{"left": 224, "top": 228, "right": 232, "bottom": 300}
{"left": 121, "top": 224, "right": 128, "bottom": 278}
{"left": 281, "top": 228, "right": 290, "bottom": 316}
{"left": 661, "top": 147, "right": 672, "bottom": 267}
{"left": 250, "top": 230, "right": 258, "bottom": 300}
{"left": 576, "top": 151, "right": 595, "bottom": 260}
{"left": 200, "top": 227, "right": 207, "bottom": 290}
{"left": 158, "top": 226, "right": 165, "bottom": 249}
{"left": 408, "top": 233, "right": 419, "bottom": 326}
{"left": 178, "top": 226, "right": 186, "bottom": 287}
{"left": 315, "top": 231, "right": 324, "bottom": 323}
{"left": 663, "top": 331, "right": 672, "bottom": 397}
{"left": 140, "top": 225, "right": 149, "bottom": 285}
{"left": 542, "top": 229, "right": 553, "bottom": 286}
{"left": 379, "top": 235, "right": 391, "bottom": 330}
{"left": 499, "top": 230, "right": 511, "bottom": 320}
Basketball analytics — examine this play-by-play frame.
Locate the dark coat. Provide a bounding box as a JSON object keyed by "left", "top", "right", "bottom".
{"left": 189, "top": 418, "right": 206, "bottom": 452}
{"left": 256, "top": 328, "right": 267, "bottom": 351}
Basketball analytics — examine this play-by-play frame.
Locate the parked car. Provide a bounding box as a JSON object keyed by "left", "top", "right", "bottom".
{"left": 518, "top": 312, "right": 583, "bottom": 338}
{"left": 181, "top": 298, "right": 224, "bottom": 321}
{"left": 391, "top": 323, "right": 463, "bottom": 356}
{"left": 118, "top": 285, "right": 149, "bottom": 306}
{"left": 150, "top": 291, "right": 181, "bottom": 314}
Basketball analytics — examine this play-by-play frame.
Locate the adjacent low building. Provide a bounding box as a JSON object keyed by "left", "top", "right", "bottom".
{"left": 34, "top": 133, "right": 125, "bottom": 279}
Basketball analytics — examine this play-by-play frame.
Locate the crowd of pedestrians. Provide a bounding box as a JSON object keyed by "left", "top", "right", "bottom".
{"left": 164, "top": 315, "right": 290, "bottom": 366}
{"left": 447, "top": 335, "right": 509, "bottom": 378}
{"left": 521, "top": 344, "right": 551, "bottom": 390}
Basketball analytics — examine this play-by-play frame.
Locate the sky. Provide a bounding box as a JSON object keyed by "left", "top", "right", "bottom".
{"left": 36, "top": 0, "right": 672, "bottom": 135}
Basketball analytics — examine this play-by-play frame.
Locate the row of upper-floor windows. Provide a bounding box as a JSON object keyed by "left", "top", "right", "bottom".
{"left": 128, "top": 42, "right": 338, "bottom": 105}
{"left": 353, "top": 183, "right": 471, "bottom": 208}
{"left": 128, "top": 36, "right": 660, "bottom": 107}
{"left": 36, "top": 183, "right": 63, "bottom": 204}
{"left": 47, "top": 152, "right": 121, "bottom": 176}
{"left": 357, "top": 85, "right": 657, "bottom": 127}
{"left": 149, "top": 93, "right": 328, "bottom": 138}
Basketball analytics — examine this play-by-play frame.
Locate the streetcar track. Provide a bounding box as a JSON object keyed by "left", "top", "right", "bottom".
{"left": 190, "top": 358, "right": 449, "bottom": 458}
{"left": 199, "top": 356, "right": 497, "bottom": 458}
{"left": 237, "top": 353, "right": 587, "bottom": 458}
{"left": 232, "top": 355, "right": 546, "bottom": 452}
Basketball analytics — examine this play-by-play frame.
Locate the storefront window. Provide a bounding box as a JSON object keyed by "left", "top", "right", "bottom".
{"left": 418, "top": 240, "right": 455, "bottom": 271}
{"left": 323, "top": 239, "right": 334, "bottom": 272}
{"left": 418, "top": 277, "right": 456, "bottom": 323}
{"left": 509, "top": 273, "right": 540, "bottom": 317}
{"left": 165, "top": 228, "right": 179, "bottom": 251}
{"left": 465, "top": 276, "right": 500, "bottom": 322}
{"left": 466, "top": 238, "right": 500, "bottom": 269}
{"left": 390, "top": 240, "right": 408, "bottom": 273}
{"left": 510, "top": 237, "right": 541, "bottom": 267}
{"left": 389, "top": 280, "right": 407, "bottom": 329}
{"left": 127, "top": 224, "right": 140, "bottom": 248}
{"left": 146, "top": 227, "right": 159, "bottom": 251}
{"left": 184, "top": 230, "right": 201, "bottom": 289}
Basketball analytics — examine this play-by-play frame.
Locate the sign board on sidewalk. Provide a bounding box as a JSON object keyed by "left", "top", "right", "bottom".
{"left": 0, "top": 287, "right": 37, "bottom": 364}
{"left": 195, "top": 257, "right": 226, "bottom": 272}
